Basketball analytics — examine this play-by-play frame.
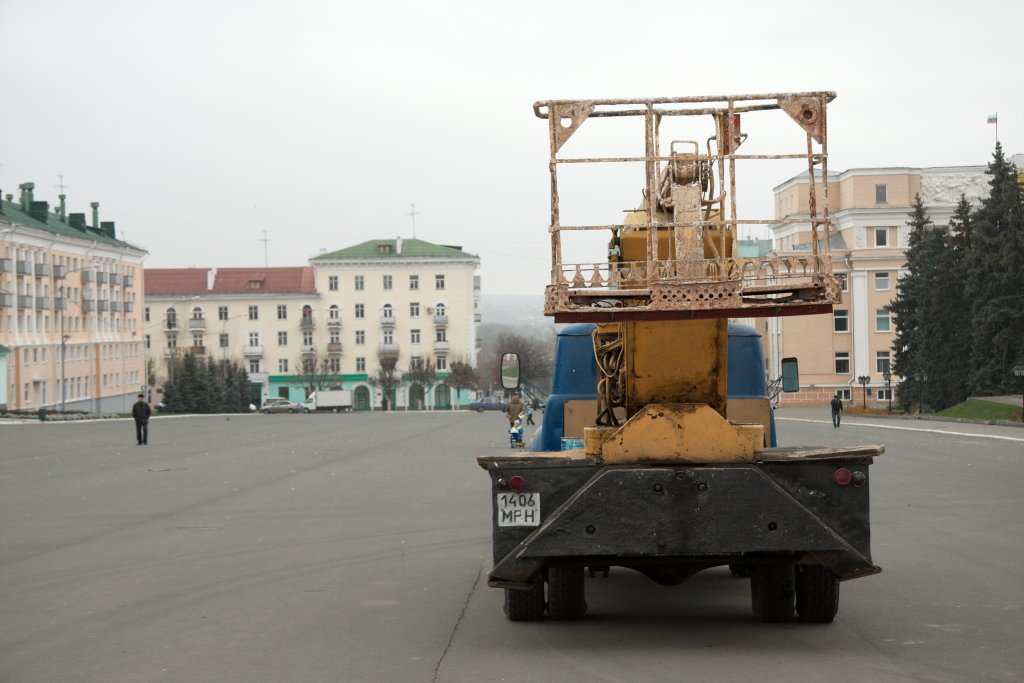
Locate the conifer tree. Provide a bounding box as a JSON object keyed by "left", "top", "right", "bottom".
{"left": 943, "top": 195, "right": 975, "bottom": 404}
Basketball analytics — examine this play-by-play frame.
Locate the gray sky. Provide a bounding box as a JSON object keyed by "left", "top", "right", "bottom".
{"left": 1, "top": 0, "right": 1020, "bottom": 295}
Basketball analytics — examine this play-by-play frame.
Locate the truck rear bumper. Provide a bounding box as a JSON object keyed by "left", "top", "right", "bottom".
{"left": 489, "top": 463, "right": 879, "bottom": 588}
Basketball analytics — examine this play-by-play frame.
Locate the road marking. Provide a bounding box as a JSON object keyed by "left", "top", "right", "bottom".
{"left": 777, "top": 417, "right": 1024, "bottom": 443}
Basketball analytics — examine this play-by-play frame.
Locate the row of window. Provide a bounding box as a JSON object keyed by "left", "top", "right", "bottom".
{"left": 1, "top": 313, "right": 139, "bottom": 335}
{"left": 834, "top": 350, "right": 891, "bottom": 375}
{"left": 263, "top": 354, "right": 450, "bottom": 375}
{"left": 327, "top": 274, "right": 445, "bottom": 292}
{"left": 834, "top": 387, "right": 893, "bottom": 401}
{"left": 148, "top": 302, "right": 449, "bottom": 323}
{"left": 147, "top": 328, "right": 449, "bottom": 350}
{"left": 834, "top": 309, "right": 891, "bottom": 333}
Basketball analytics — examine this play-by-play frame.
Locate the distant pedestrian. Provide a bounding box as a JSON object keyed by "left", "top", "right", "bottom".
{"left": 830, "top": 394, "right": 843, "bottom": 428}
{"left": 132, "top": 394, "right": 152, "bottom": 445}
{"left": 526, "top": 403, "right": 535, "bottom": 426}
{"left": 505, "top": 393, "right": 526, "bottom": 428}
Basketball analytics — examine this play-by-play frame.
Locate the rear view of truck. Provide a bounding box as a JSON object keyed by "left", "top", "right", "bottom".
{"left": 478, "top": 92, "right": 882, "bottom": 623}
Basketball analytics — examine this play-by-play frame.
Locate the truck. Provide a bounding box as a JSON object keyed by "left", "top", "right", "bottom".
{"left": 300, "top": 389, "right": 352, "bottom": 413}
{"left": 478, "top": 92, "right": 882, "bottom": 623}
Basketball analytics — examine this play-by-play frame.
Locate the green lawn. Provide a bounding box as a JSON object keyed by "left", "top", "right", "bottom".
{"left": 937, "top": 399, "right": 1021, "bottom": 421}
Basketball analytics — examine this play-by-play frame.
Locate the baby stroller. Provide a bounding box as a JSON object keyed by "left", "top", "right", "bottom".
{"left": 509, "top": 418, "right": 525, "bottom": 449}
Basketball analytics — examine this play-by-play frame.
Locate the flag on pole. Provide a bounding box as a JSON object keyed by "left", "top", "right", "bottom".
{"left": 987, "top": 114, "right": 998, "bottom": 124}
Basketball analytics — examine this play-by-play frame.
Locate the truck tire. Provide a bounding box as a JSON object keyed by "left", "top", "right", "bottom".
{"left": 750, "top": 565, "right": 795, "bottom": 622}
{"left": 795, "top": 565, "right": 839, "bottom": 623}
{"left": 504, "top": 579, "right": 545, "bottom": 621}
{"left": 547, "top": 566, "right": 587, "bottom": 620}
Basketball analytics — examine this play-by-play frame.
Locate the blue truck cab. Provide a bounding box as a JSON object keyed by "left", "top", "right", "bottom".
{"left": 530, "top": 323, "right": 777, "bottom": 451}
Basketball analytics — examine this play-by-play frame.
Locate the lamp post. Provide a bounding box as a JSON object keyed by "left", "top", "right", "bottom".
{"left": 58, "top": 264, "right": 99, "bottom": 412}
{"left": 1013, "top": 365, "right": 1024, "bottom": 420}
{"left": 914, "top": 371, "right": 928, "bottom": 414}
{"left": 857, "top": 375, "right": 870, "bottom": 409}
{"left": 882, "top": 369, "right": 892, "bottom": 413}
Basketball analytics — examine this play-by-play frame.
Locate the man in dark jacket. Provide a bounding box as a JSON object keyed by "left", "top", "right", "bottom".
{"left": 830, "top": 394, "right": 843, "bottom": 428}
{"left": 132, "top": 394, "right": 152, "bottom": 445}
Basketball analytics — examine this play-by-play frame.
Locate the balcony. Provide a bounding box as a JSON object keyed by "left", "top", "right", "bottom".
{"left": 17, "top": 294, "right": 32, "bottom": 308}
{"left": 82, "top": 287, "right": 93, "bottom": 299}
{"left": 0, "top": 293, "right": 12, "bottom": 307}
{"left": 327, "top": 317, "right": 342, "bottom": 328}
{"left": 83, "top": 299, "right": 96, "bottom": 312}
{"left": 54, "top": 298, "right": 66, "bottom": 311}
{"left": 34, "top": 297, "right": 49, "bottom": 310}
{"left": 301, "top": 345, "right": 316, "bottom": 356}
{"left": 327, "top": 342, "right": 343, "bottom": 354}
{"left": 433, "top": 340, "right": 450, "bottom": 353}
{"left": 34, "top": 263, "right": 49, "bottom": 277}
{"left": 190, "top": 346, "right": 206, "bottom": 356}
{"left": 244, "top": 345, "right": 264, "bottom": 356}
{"left": 188, "top": 317, "right": 207, "bottom": 331}
{"left": 109, "top": 273, "right": 122, "bottom": 285}
{"left": 52, "top": 264, "right": 66, "bottom": 279}
{"left": 379, "top": 342, "right": 399, "bottom": 359}
{"left": 380, "top": 317, "right": 396, "bottom": 329}
{"left": 97, "top": 300, "right": 110, "bottom": 312}
{"left": 95, "top": 272, "right": 108, "bottom": 284}
{"left": 16, "top": 260, "right": 31, "bottom": 276}
{"left": 433, "top": 313, "right": 448, "bottom": 327}
{"left": 81, "top": 270, "right": 93, "bottom": 283}
{"left": 124, "top": 301, "right": 135, "bottom": 313}
{"left": 123, "top": 275, "right": 135, "bottom": 287}
{"left": 110, "top": 300, "right": 122, "bottom": 313}
{"left": 299, "top": 316, "right": 316, "bottom": 330}
{"left": 164, "top": 319, "right": 179, "bottom": 330}
{"left": 0, "top": 258, "right": 11, "bottom": 273}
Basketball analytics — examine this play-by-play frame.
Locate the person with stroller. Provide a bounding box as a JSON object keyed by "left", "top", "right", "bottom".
{"left": 505, "top": 393, "right": 525, "bottom": 428}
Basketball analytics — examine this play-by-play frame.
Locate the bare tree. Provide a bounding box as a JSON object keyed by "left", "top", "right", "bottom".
{"left": 369, "top": 349, "right": 402, "bottom": 411}
{"left": 408, "top": 359, "right": 436, "bottom": 410}
{"left": 493, "top": 330, "right": 555, "bottom": 393}
{"left": 445, "top": 355, "right": 478, "bottom": 406}
{"left": 291, "top": 351, "right": 333, "bottom": 399}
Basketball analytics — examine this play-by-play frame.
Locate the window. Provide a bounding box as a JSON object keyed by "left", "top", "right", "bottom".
{"left": 875, "top": 308, "right": 891, "bottom": 333}
{"left": 834, "top": 309, "right": 849, "bottom": 333}
{"left": 144, "top": 334, "right": 151, "bottom": 349}
{"left": 220, "top": 333, "right": 229, "bottom": 348}
{"left": 329, "top": 358, "right": 340, "bottom": 373}
{"left": 247, "top": 279, "right": 263, "bottom": 289}
{"left": 377, "top": 244, "right": 392, "bottom": 254}
{"left": 354, "top": 276, "right": 364, "bottom": 291}
{"left": 411, "top": 329, "right": 420, "bottom": 344}
{"left": 410, "top": 302, "right": 420, "bottom": 317}
{"left": 279, "top": 358, "right": 289, "bottom": 373}
{"left": 435, "top": 328, "right": 447, "bottom": 342}
{"left": 876, "top": 350, "right": 891, "bottom": 374}
{"left": 278, "top": 331, "right": 288, "bottom": 346}
{"left": 409, "top": 275, "right": 419, "bottom": 290}
{"left": 435, "top": 274, "right": 445, "bottom": 290}
{"left": 875, "top": 184, "right": 887, "bottom": 204}
{"left": 166, "top": 308, "right": 178, "bottom": 329}
{"left": 874, "top": 272, "right": 890, "bottom": 291}
{"left": 356, "top": 357, "right": 366, "bottom": 372}
{"left": 410, "top": 356, "right": 423, "bottom": 370}
{"left": 874, "top": 227, "right": 889, "bottom": 248}
{"left": 218, "top": 305, "right": 228, "bottom": 321}
{"left": 329, "top": 304, "right": 340, "bottom": 320}
{"left": 329, "top": 330, "right": 340, "bottom": 343}
{"left": 248, "top": 305, "right": 259, "bottom": 321}
{"left": 303, "top": 331, "right": 313, "bottom": 346}
{"left": 436, "top": 356, "right": 447, "bottom": 371}
{"left": 355, "top": 304, "right": 365, "bottom": 318}
{"left": 192, "top": 334, "right": 204, "bottom": 348}
{"left": 836, "top": 388, "right": 852, "bottom": 401}
{"left": 248, "top": 359, "right": 260, "bottom": 373}
{"left": 838, "top": 274, "right": 848, "bottom": 292}
{"left": 168, "top": 337, "right": 177, "bottom": 349}
{"left": 356, "top": 330, "right": 365, "bottom": 345}
{"left": 835, "top": 352, "right": 850, "bottom": 374}
{"left": 382, "top": 330, "right": 394, "bottom": 344}
{"left": 328, "top": 276, "right": 338, "bottom": 291}
{"left": 277, "top": 305, "right": 287, "bottom": 320}
{"left": 382, "top": 304, "right": 393, "bottom": 319}
{"left": 383, "top": 275, "right": 392, "bottom": 290}
{"left": 144, "top": 307, "right": 150, "bottom": 322}
{"left": 877, "top": 388, "right": 892, "bottom": 401}
{"left": 248, "top": 331, "right": 260, "bottom": 346}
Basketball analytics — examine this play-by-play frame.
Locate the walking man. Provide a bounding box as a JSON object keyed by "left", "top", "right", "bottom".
{"left": 132, "top": 393, "right": 152, "bottom": 445}
{"left": 830, "top": 393, "right": 843, "bottom": 429}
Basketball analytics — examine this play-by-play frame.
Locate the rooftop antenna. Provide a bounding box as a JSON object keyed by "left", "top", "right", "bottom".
{"left": 408, "top": 203, "right": 419, "bottom": 239}
{"left": 260, "top": 230, "right": 270, "bottom": 267}
{"left": 56, "top": 174, "right": 69, "bottom": 194}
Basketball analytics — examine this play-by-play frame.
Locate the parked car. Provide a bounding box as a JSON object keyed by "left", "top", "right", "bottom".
{"left": 469, "top": 396, "right": 507, "bottom": 412}
{"left": 260, "top": 399, "right": 305, "bottom": 414}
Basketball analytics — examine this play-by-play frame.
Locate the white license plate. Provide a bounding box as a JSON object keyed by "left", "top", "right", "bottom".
{"left": 496, "top": 492, "right": 541, "bottom": 527}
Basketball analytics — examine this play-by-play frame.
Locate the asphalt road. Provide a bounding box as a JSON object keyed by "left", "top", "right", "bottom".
{"left": 1, "top": 408, "right": 1022, "bottom": 682}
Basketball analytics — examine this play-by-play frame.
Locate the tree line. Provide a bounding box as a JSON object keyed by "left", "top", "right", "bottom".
{"left": 888, "top": 144, "right": 1024, "bottom": 412}
{"left": 161, "top": 354, "right": 254, "bottom": 413}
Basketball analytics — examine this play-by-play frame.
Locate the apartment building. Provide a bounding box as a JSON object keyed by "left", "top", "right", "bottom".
{"left": 764, "top": 165, "right": 990, "bottom": 405}
{"left": 0, "top": 183, "right": 147, "bottom": 413}
{"left": 144, "top": 237, "right": 481, "bottom": 410}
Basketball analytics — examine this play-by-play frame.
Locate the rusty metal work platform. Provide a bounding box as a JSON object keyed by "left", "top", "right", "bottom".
{"left": 536, "top": 92, "right": 842, "bottom": 322}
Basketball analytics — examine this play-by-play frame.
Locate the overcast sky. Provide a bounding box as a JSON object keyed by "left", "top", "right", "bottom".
{"left": 1, "top": 0, "right": 1020, "bottom": 295}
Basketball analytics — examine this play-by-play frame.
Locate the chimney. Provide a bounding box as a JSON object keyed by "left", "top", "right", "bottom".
{"left": 29, "top": 201, "right": 50, "bottom": 223}
{"left": 396, "top": 236, "right": 403, "bottom": 255}
{"left": 19, "top": 182, "right": 35, "bottom": 211}
{"left": 58, "top": 194, "right": 67, "bottom": 222}
{"left": 90, "top": 201, "right": 100, "bottom": 230}
{"left": 101, "top": 221, "right": 116, "bottom": 239}
{"left": 69, "top": 213, "right": 87, "bottom": 231}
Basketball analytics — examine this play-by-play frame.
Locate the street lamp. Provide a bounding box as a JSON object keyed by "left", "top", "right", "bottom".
{"left": 857, "top": 375, "right": 870, "bottom": 409}
{"left": 914, "top": 371, "right": 928, "bottom": 414}
{"left": 1013, "top": 365, "right": 1024, "bottom": 420}
{"left": 57, "top": 264, "right": 99, "bottom": 412}
{"left": 882, "top": 369, "right": 892, "bottom": 413}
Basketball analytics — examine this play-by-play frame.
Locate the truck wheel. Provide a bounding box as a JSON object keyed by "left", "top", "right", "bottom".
{"left": 750, "top": 565, "right": 795, "bottom": 622}
{"left": 547, "top": 566, "right": 587, "bottom": 620}
{"left": 795, "top": 565, "right": 839, "bottom": 623}
{"left": 504, "top": 579, "right": 545, "bottom": 621}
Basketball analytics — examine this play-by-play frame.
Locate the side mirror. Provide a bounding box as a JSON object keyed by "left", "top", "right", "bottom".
{"left": 781, "top": 357, "right": 799, "bottom": 393}
{"left": 500, "top": 352, "right": 520, "bottom": 390}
